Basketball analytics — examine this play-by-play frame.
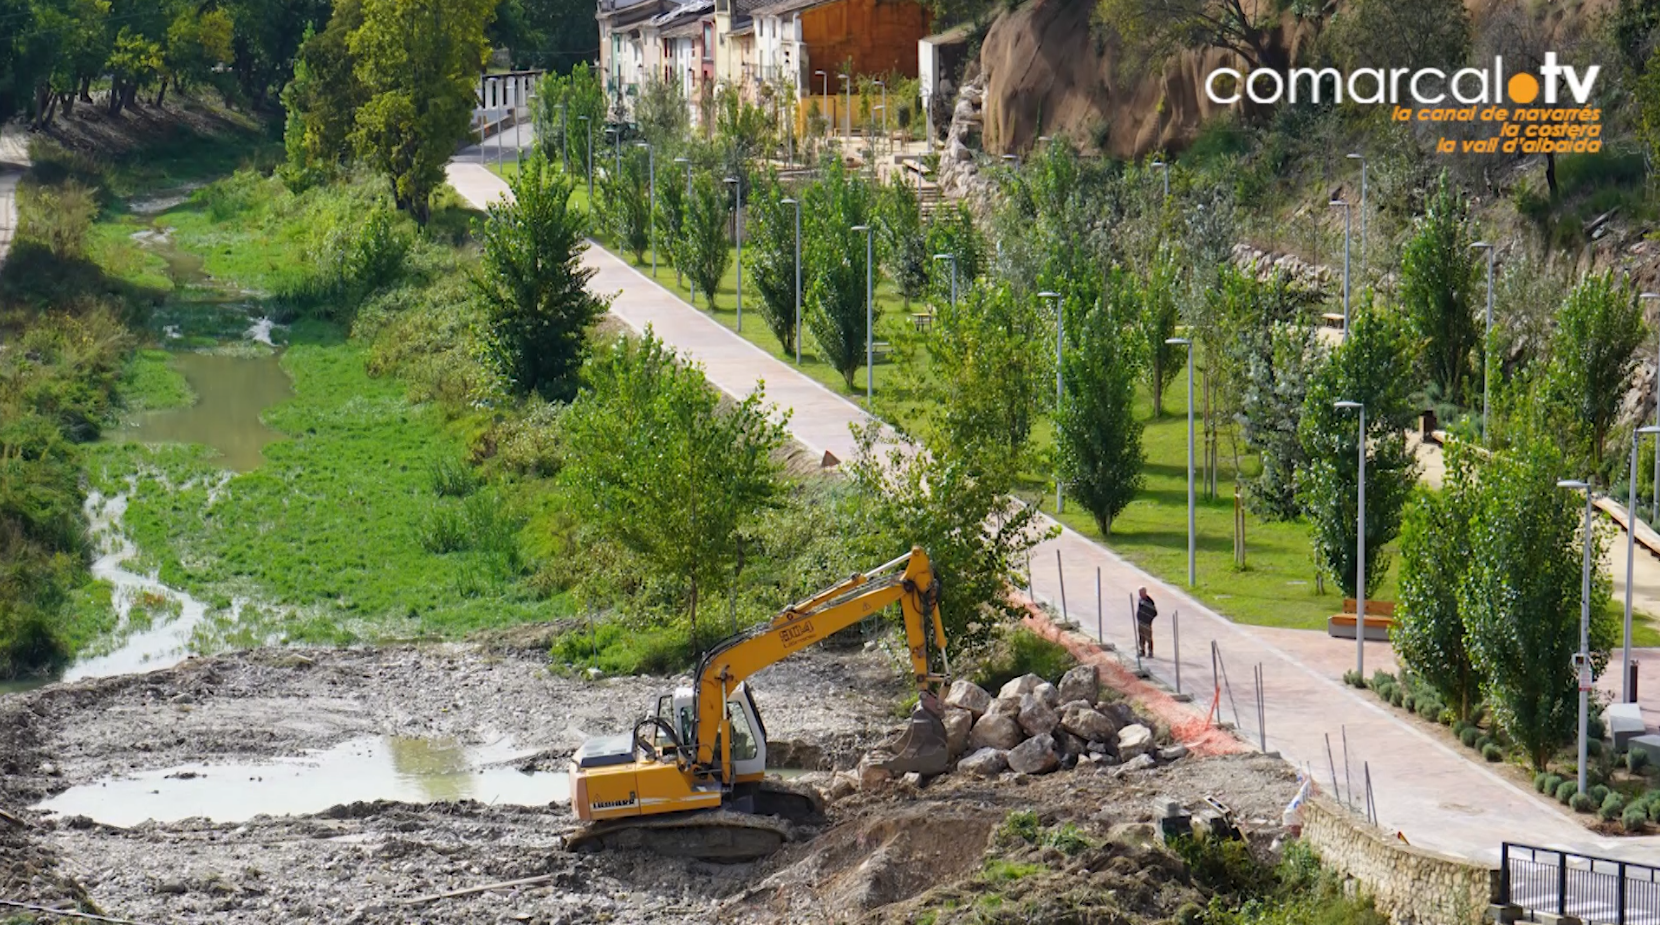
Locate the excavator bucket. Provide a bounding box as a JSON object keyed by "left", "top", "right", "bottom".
{"left": 876, "top": 691, "right": 950, "bottom": 777}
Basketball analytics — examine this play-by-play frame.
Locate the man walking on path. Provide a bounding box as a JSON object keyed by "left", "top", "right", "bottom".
{"left": 1135, "top": 587, "right": 1158, "bottom": 658}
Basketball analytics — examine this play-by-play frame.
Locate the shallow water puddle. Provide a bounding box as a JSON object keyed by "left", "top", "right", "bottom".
{"left": 37, "top": 736, "right": 567, "bottom": 827}
{"left": 108, "top": 351, "right": 292, "bottom": 472}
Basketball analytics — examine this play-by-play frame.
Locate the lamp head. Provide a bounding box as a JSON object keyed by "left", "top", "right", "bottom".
{"left": 1329, "top": 198, "right": 1348, "bottom": 207}
{"left": 1470, "top": 241, "right": 1492, "bottom": 250}
{"left": 1641, "top": 426, "right": 1660, "bottom": 435}
{"left": 1164, "top": 337, "right": 1191, "bottom": 346}
{"left": 1346, "top": 152, "right": 1364, "bottom": 161}
{"left": 1641, "top": 292, "right": 1660, "bottom": 301}
{"left": 1556, "top": 479, "right": 1590, "bottom": 490}
{"left": 673, "top": 156, "right": 689, "bottom": 163}
{"left": 1150, "top": 160, "right": 1165, "bottom": 168}
{"left": 851, "top": 224, "right": 869, "bottom": 232}
{"left": 1333, "top": 400, "right": 1362, "bottom": 410}
{"left": 635, "top": 141, "right": 650, "bottom": 148}
{"left": 932, "top": 253, "right": 953, "bottom": 261}
{"left": 781, "top": 197, "right": 797, "bottom": 205}
{"left": 724, "top": 176, "right": 739, "bottom": 183}
{"left": 1038, "top": 291, "right": 1061, "bottom": 299}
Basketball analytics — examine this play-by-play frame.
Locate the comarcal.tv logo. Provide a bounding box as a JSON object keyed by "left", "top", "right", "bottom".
{"left": 1205, "top": 54, "right": 1603, "bottom": 155}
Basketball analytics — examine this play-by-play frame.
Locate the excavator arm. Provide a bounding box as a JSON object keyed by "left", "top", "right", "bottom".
{"left": 689, "top": 547, "right": 948, "bottom": 776}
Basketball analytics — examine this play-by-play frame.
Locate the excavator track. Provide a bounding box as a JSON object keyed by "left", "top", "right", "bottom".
{"left": 566, "top": 780, "right": 824, "bottom": 862}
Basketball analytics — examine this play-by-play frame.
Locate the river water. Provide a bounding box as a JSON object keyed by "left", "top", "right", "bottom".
{"left": 107, "top": 350, "right": 292, "bottom": 472}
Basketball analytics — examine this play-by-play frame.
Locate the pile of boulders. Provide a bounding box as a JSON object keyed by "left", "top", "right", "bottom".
{"left": 940, "top": 665, "right": 1178, "bottom": 780}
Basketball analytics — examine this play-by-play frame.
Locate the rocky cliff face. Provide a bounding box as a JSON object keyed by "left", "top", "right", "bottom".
{"left": 973, "top": 0, "right": 1306, "bottom": 158}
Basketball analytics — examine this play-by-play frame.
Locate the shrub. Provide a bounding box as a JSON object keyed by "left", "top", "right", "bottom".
{"left": 1589, "top": 784, "right": 1610, "bottom": 804}
{"left": 1460, "top": 726, "right": 1480, "bottom": 748}
{"left": 17, "top": 179, "right": 98, "bottom": 258}
{"left": 429, "top": 456, "right": 480, "bottom": 497}
{"left": 1570, "top": 791, "right": 1597, "bottom": 813}
{"left": 1631, "top": 749, "right": 1651, "bottom": 773}
{"left": 1369, "top": 669, "right": 1396, "bottom": 691}
{"left": 1534, "top": 771, "right": 1552, "bottom": 792}
{"left": 1556, "top": 780, "right": 1578, "bottom": 804}
{"left": 1417, "top": 697, "right": 1442, "bottom": 720}
{"left": 1475, "top": 735, "right": 1492, "bottom": 752}
{"left": 1389, "top": 687, "right": 1405, "bottom": 707}
{"left": 1599, "top": 792, "right": 1625, "bottom": 822}
{"left": 997, "top": 810, "right": 1041, "bottom": 844}
{"left": 549, "top": 620, "right": 702, "bottom": 676}
{"left": 416, "top": 503, "right": 468, "bottom": 553}
{"left": 1402, "top": 694, "right": 1416, "bottom": 712}
{"left": 1438, "top": 708, "right": 1456, "bottom": 726}
{"left": 1623, "top": 804, "right": 1648, "bottom": 832}
{"left": 1587, "top": 738, "right": 1604, "bottom": 758}
{"left": 972, "top": 629, "right": 1076, "bottom": 694}
{"left": 1043, "top": 822, "right": 1090, "bottom": 855}
{"left": 1483, "top": 743, "right": 1504, "bottom": 762}
{"left": 1343, "top": 669, "right": 1364, "bottom": 688}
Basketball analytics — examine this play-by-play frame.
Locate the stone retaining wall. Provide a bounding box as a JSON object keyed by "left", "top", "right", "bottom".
{"left": 1302, "top": 796, "right": 1497, "bottom": 925}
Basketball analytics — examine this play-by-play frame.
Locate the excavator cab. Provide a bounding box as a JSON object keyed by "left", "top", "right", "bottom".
{"left": 651, "top": 684, "right": 767, "bottom": 781}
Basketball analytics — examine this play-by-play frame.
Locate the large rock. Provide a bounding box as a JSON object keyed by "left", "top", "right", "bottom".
{"left": 1017, "top": 693, "right": 1059, "bottom": 738}
{"left": 1058, "top": 665, "right": 1100, "bottom": 705}
{"left": 944, "top": 707, "right": 974, "bottom": 758}
{"left": 944, "top": 679, "right": 993, "bottom": 718}
{"left": 999, "top": 673, "right": 1045, "bottom": 700}
{"left": 858, "top": 755, "right": 892, "bottom": 790}
{"left": 1118, "top": 724, "right": 1154, "bottom": 760}
{"left": 1007, "top": 733, "right": 1060, "bottom": 774}
{"left": 1033, "top": 682, "right": 1059, "bottom": 708}
{"left": 957, "top": 747, "right": 1008, "bottom": 777}
{"left": 1052, "top": 729, "right": 1081, "bottom": 759}
{"left": 989, "top": 695, "right": 1022, "bottom": 719}
{"left": 969, "top": 712, "right": 1023, "bottom": 751}
{"left": 1061, "top": 703, "right": 1119, "bottom": 743}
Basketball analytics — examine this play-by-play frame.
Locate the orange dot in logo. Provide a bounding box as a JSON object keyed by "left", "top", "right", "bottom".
{"left": 1509, "top": 73, "right": 1540, "bottom": 104}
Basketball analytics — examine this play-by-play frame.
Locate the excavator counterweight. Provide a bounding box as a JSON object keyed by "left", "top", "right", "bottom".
{"left": 566, "top": 547, "right": 950, "bottom": 860}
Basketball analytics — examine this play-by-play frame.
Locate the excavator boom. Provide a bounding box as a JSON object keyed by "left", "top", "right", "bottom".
{"left": 567, "top": 546, "right": 951, "bottom": 860}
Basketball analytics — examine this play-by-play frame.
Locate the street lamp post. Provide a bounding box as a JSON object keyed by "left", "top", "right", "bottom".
{"left": 1330, "top": 198, "right": 1351, "bottom": 335}
{"left": 932, "top": 253, "right": 956, "bottom": 309}
{"left": 673, "top": 157, "right": 691, "bottom": 290}
{"left": 851, "top": 223, "right": 874, "bottom": 404}
{"left": 1644, "top": 292, "right": 1660, "bottom": 523}
{"left": 637, "top": 141, "right": 656, "bottom": 277}
{"left": 782, "top": 197, "right": 801, "bottom": 364}
{"left": 579, "top": 115, "right": 594, "bottom": 203}
{"left": 1335, "top": 400, "right": 1366, "bottom": 679}
{"left": 1347, "top": 152, "right": 1366, "bottom": 274}
{"left": 872, "top": 104, "right": 885, "bottom": 166}
{"left": 1150, "top": 159, "right": 1169, "bottom": 200}
{"left": 1557, "top": 478, "right": 1594, "bottom": 796}
{"left": 726, "top": 175, "right": 744, "bottom": 332}
{"left": 1042, "top": 291, "right": 1064, "bottom": 513}
{"left": 1472, "top": 241, "right": 1495, "bottom": 444}
{"left": 1169, "top": 338, "right": 1196, "bottom": 587}
{"left": 1626, "top": 427, "right": 1660, "bottom": 703}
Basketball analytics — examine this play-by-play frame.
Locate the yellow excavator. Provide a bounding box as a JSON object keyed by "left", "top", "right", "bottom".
{"left": 567, "top": 546, "right": 951, "bottom": 860}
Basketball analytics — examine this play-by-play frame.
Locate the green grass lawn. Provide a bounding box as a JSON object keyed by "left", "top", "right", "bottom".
{"left": 88, "top": 324, "right": 572, "bottom": 647}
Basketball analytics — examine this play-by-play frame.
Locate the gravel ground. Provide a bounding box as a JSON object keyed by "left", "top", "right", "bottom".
{"left": 1, "top": 639, "right": 1301, "bottom": 925}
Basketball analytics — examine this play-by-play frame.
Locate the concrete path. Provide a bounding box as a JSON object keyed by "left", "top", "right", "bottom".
{"left": 0, "top": 170, "right": 18, "bottom": 268}
{"left": 443, "top": 159, "right": 1660, "bottom": 866}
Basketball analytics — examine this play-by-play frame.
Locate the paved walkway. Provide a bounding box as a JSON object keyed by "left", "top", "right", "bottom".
{"left": 0, "top": 170, "right": 17, "bottom": 268}
{"left": 444, "top": 159, "right": 1660, "bottom": 866}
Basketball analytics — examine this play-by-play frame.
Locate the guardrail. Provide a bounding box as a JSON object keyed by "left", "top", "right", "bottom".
{"left": 1500, "top": 842, "right": 1660, "bottom": 924}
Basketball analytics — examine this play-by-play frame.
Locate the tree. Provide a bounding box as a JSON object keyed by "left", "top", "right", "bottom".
{"left": 560, "top": 332, "right": 789, "bottom": 647}
{"left": 744, "top": 172, "right": 800, "bottom": 357}
{"left": 635, "top": 76, "right": 689, "bottom": 148}
{"left": 474, "top": 152, "right": 610, "bottom": 402}
{"left": 157, "top": 6, "right": 233, "bottom": 105}
{"left": 105, "top": 26, "right": 163, "bottom": 114}
{"left": 348, "top": 0, "right": 495, "bottom": 223}
{"left": 1058, "top": 286, "right": 1145, "bottom": 535}
{"left": 533, "top": 62, "right": 606, "bottom": 176}
{"left": 846, "top": 423, "right": 1051, "bottom": 655}
{"left": 1227, "top": 268, "right": 1320, "bottom": 520}
{"left": 682, "top": 172, "right": 732, "bottom": 312}
{"left": 1461, "top": 435, "right": 1615, "bottom": 770}
{"left": 1139, "top": 247, "right": 1182, "bottom": 417}
{"left": 1323, "top": 0, "right": 1469, "bottom": 75}
{"left": 917, "top": 281, "right": 1048, "bottom": 478}
{"left": 878, "top": 175, "right": 928, "bottom": 305}
{"left": 1541, "top": 272, "right": 1647, "bottom": 475}
{"left": 1400, "top": 174, "right": 1481, "bottom": 405}
{"left": 1297, "top": 307, "right": 1419, "bottom": 597}
{"left": 1095, "top": 0, "right": 1292, "bottom": 73}
{"left": 803, "top": 160, "right": 878, "bottom": 389}
{"left": 490, "top": 0, "right": 599, "bottom": 74}
{"left": 596, "top": 145, "right": 651, "bottom": 262}
{"left": 1393, "top": 444, "right": 1479, "bottom": 721}
{"left": 282, "top": 0, "right": 366, "bottom": 182}
{"left": 224, "top": 0, "right": 332, "bottom": 107}
{"left": 923, "top": 201, "right": 984, "bottom": 308}
{"left": 715, "top": 82, "right": 774, "bottom": 163}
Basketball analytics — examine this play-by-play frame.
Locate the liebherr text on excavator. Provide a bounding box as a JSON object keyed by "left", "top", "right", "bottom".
{"left": 567, "top": 546, "right": 951, "bottom": 860}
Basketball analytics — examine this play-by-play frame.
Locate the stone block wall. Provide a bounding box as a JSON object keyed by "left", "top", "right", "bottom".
{"left": 1302, "top": 797, "right": 1497, "bottom": 925}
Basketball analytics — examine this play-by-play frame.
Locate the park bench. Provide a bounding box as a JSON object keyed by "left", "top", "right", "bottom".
{"left": 1326, "top": 599, "right": 1396, "bottom": 642}
{"left": 1320, "top": 312, "right": 1345, "bottom": 329}
{"left": 872, "top": 341, "right": 893, "bottom": 363}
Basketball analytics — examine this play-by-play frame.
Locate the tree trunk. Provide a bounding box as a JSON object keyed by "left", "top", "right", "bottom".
{"left": 154, "top": 78, "right": 169, "bottom": 108}
{"left": 1545, "top": 152, "right": 1558, "bottom": 198}
{"left": 687, "top": 577, "right": 699, "bottom": 660}
{"left": 1151, "top": 354, "right": 1164, "bottom": 417}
